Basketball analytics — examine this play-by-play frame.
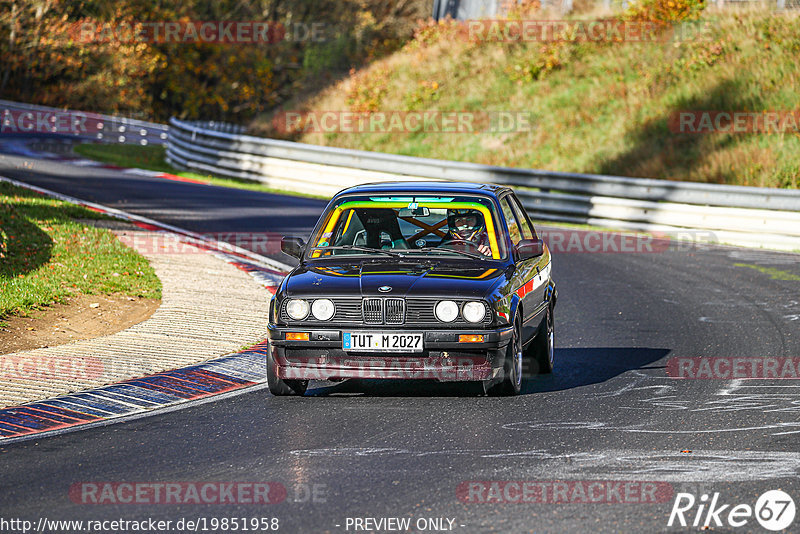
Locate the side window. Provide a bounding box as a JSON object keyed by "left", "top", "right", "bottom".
{"left": 332, "top": 209, "right": 364, "bottom": 246}
{"left": 510, "top": 196, "right": 535, "bottom": 240}
{"left": 501, "top": 197, "right": 522, "bottom": 245}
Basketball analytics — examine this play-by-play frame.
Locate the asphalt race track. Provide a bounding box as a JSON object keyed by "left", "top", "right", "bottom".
{"left": 2, "top": 141, "right": 800, "bottom": 533}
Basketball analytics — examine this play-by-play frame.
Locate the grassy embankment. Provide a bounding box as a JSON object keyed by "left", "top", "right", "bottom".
{"left": 0, "top": 182, "right": 161, "bottom": 325}
{"left": 75, "top": 6, "right": 800, "bottom": 191}
{"left": 250, "top": 7, "right": 799, "bottom": 189}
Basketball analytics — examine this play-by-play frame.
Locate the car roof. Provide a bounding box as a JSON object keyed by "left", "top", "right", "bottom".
{"left": 334, "top": 181, "right": 510, "bottom": 198}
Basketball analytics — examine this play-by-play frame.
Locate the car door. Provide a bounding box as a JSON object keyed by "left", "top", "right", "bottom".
{"left": 509, "top": 193, "right": 550, "bottom": 327}
{"left": 499, "top": 194, "right": 539, "bottom": 340}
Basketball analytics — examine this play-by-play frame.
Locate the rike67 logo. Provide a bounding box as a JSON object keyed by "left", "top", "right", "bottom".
{"left": 668, "top": 490, "right": 796, "bottom": 531}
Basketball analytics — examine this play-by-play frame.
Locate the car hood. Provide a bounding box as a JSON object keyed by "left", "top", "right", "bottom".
{"left": 283, "top": 260, "right": 508, "bottom": 300}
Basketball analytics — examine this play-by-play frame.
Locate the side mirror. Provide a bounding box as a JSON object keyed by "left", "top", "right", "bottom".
{"left": 516, "top": 238, "right": 544, "bottom": 260}
{"left": 281, "top": 237, "right": 306, "bottom": 259}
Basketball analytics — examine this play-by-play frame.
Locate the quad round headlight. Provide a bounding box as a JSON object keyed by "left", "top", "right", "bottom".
{"left": 311, "top": 298, "right": 335, "bottom": 321}
{"left": 435, "top": 300, "right": 459, "bottom": 323}
{"left": 285, "top": 299, "right": 310, "bottom": 320}
{"left": 462, "top": 301, "right": 486, "bottom": 323}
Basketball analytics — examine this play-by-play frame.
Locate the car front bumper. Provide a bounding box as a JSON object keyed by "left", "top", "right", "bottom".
{"left": 267, "top": 325, "right": 513, "bottom": 382}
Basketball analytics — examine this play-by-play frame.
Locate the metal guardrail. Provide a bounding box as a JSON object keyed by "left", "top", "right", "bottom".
{"left": 167, "top": 118, "right": 800, "bottom": 251}
{"left": 0, "top": 99, "right": 169, "bottom": 146}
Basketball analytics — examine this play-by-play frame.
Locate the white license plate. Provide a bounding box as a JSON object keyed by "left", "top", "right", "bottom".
{"left": 343, "top": 332, "right": 423, "bottom": 352}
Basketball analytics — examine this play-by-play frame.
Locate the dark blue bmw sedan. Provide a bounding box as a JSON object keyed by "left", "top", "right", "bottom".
{"left": 267, "top": 181, "right": 556, "bottom": 396}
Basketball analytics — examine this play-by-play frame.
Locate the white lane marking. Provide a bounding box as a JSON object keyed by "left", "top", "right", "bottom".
{"left": 621, "top": 372, "right": 800, "bottom": 415}
{"left": 122, "top": 168, "right": 161, "bottom": 177}
{"left": 698, "top": 317, "right": 744, "bottom": 323}
{"left": 502, "top": 420, "right": 800, "bottom": 435}
{"left": 718, "top": 378, "right": 744, "bottom": 396}
{"left": 288, "top": 448, "right": 800, "bottom": 481}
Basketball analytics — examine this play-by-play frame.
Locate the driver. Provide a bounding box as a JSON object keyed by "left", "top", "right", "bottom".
{"left": 444, "top": 209, "right": 491, "bottom": 256}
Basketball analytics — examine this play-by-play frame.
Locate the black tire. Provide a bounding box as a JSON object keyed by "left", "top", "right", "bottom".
{"left": 488, "top": 315, "right": 523, "bottom": 396}
{"left": 524, "top": 305, "right": 554, "bottom": 375}
{"left": 267, "top": 351, "right": 308, "bottom": 396}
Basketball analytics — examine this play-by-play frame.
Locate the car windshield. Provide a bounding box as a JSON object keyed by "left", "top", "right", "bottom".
{"left": 307, "top": 194, "right": 508, "bottom": 260}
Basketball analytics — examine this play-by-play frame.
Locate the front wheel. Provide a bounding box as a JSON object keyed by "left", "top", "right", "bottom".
{"left": 267, "top": 350, "right": 308, "bottom": 396}
{"left": 525, "top": 305, "right": 554, "bottom": 375}
{"left": 488, "top": 315, "right": 523, "bottom": 396}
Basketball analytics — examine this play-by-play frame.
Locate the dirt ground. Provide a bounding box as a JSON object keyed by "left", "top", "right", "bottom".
{"left": 0, "top": 294, "right": 160, "bottom": 355}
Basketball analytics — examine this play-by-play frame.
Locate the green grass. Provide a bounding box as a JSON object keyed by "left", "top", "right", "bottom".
{"left": 0, "top": 182, "right": 161, "bottom": 320}
{"left": 251, "top": 8, "right": 800, "bottom": 189}
{"left": 74, "top": 143, "right": 175, "bottom": 173}
{"left": 734, "top": 263, "right": 800, "bottom": 281}
{"left": 73, "top": 144, "right": 328, "bottom": 199}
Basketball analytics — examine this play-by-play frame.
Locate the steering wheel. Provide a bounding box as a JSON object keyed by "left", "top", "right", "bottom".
{"left": 441, "top": 238, "right": 480, "bottom": 251}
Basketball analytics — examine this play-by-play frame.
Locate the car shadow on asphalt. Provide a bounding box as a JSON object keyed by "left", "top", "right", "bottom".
{"left": 304, "top": 347, "right": 670, "bottom": 397}
{"left": 520, "top": 347, "right": 671, "bottom": 394}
